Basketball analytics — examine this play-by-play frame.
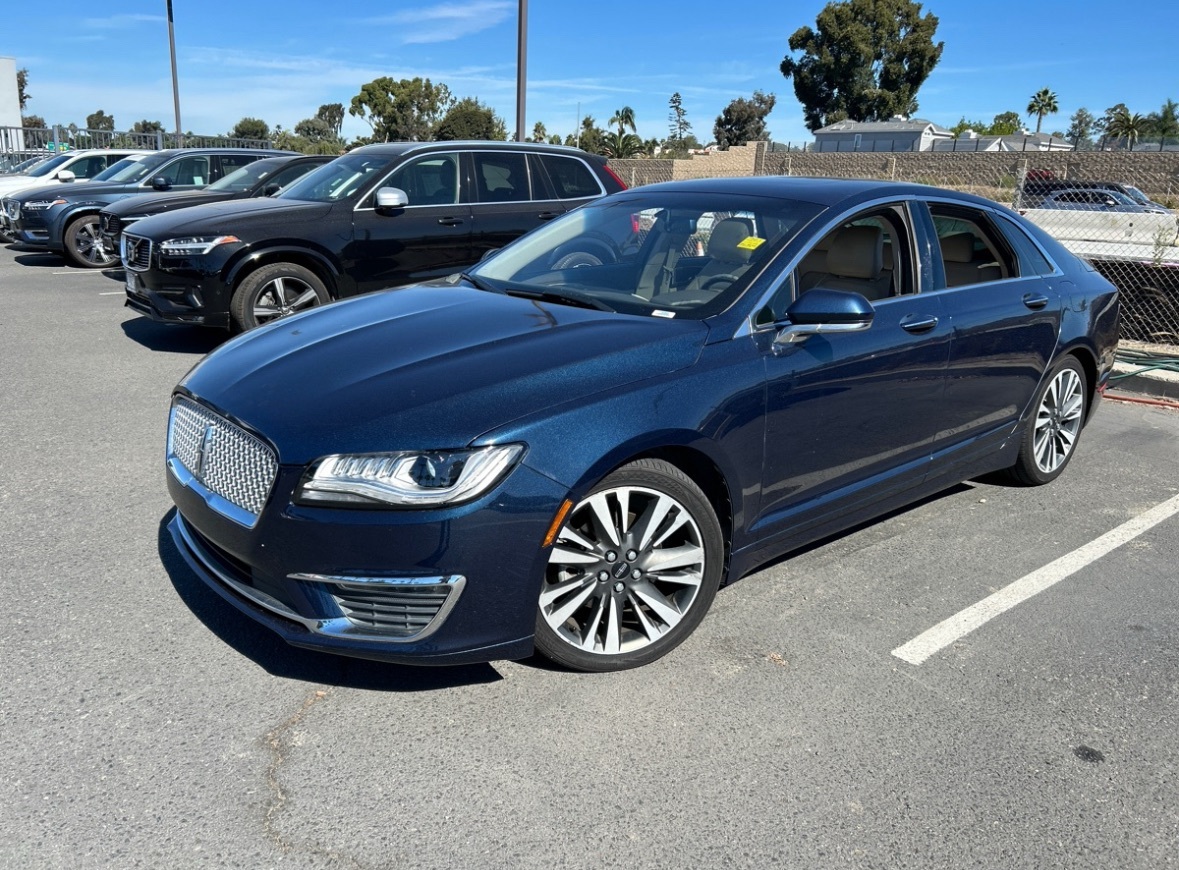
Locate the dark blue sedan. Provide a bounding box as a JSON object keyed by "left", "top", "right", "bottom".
{"left": 165, "top": 177, "right": 1120, "bottom": 671}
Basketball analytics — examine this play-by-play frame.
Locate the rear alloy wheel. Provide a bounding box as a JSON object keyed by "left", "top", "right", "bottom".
{"left": 64, "top": 215, "right": 118, "bottom": 268}
{"left": 535, "top": 459, "right": 723, "bottom": 671}
{"left": 230, "top": 263, "right": 330, "bottom": 332}
{"left": 1008, "top": 357, "right": 1087, "bottom": 486}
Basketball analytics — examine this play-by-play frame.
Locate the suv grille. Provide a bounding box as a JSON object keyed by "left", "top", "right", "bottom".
{"left": 168, "top": 397, "right": 278, "bottom": 524}
{"left": 100, "top": 212, "right": 122, "bottom": 236}
{"left": 122, "top": 233, "right": 152, "bottom": 271}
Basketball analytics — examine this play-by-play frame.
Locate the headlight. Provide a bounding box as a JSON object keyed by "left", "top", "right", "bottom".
{"left": 295, "top": 444, "right": 524, "bottom": 507}
{"left": 159, "top": 235, "right": 241, "bottom": 256}
{"left": 22, "top": 198, "right": 66, "bottom": 211}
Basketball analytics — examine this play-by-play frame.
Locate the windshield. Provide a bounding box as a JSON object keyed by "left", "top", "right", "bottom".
{"left": 206, "top": 159, "right": 283, "bottom": 193}
{"left": 278, "top": 153, "right": 395, "bottom": 203}
{"left": 93, "top": 152, "right": 169, "bottom": 184}
{"left": 92, "top": 156, "right": 146, "bottom": 182}
{"left": 1124, "top": 185, "right": 1151, "bottom": 205}
{"left": 468, "top": 191, "right": 823, "bottom": 319}
{"left": 26, "top": 153, "right": 75, "bottom": 177}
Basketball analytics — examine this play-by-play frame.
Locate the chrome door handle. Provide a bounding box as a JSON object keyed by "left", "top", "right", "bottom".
{"left": 1023, "top": 293, "right": 1050, "bottom": 310}
{"left": 900, "top": 314, "right": 939, "bottom": 333}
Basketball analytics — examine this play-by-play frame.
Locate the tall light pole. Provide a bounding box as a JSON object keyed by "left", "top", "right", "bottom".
{"left": 167, "top": 0, "right": 183, "bottom": 144}
{"left": 515, "top": 0, "right": 527, "bottom": 142}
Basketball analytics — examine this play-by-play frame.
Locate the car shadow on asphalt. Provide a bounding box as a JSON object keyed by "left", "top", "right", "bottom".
{"left": 121, "top": 317, "right": 227, "bottom": 355}
{"left": 157, "top": 513, "right": 504, "bottom": 691}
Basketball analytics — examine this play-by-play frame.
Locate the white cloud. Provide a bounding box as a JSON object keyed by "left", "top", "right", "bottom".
{"left": 364, "top": 1, "right": 514, "bottom": 45}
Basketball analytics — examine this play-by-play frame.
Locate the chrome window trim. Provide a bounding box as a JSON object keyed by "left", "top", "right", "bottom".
{"left": 353, "top": 151, "right": 461, "bottom": 213}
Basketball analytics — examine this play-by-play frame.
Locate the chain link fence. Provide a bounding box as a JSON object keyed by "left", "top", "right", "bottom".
{"left": 611, "top": 146, "right": 1179, "bottom": 347}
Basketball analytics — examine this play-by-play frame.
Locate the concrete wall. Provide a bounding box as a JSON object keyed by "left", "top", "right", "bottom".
{"left": 609, "top": 143, "right": 1179, "bottom": 204}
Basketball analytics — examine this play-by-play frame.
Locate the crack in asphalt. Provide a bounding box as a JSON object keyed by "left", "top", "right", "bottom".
{"left": 262, "top": 687, "right": 367, "bottom": 869}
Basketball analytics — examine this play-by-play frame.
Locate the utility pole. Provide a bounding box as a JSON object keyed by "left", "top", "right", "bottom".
{"left": 515, "top": 0, "right": 527, "bottom": 142}
{"left": 167, "top": 0, "right": 183, "bottom": 145}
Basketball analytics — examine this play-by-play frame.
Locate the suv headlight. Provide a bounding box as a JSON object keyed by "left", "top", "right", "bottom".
{"left": 159, "top": 235, "right": 241, "bottom": 256}
{"left": 295, "top": 444, "right": 524, "bottom": 507}
{"left": 22, "top": 198, "right": 67, "bottom": 212}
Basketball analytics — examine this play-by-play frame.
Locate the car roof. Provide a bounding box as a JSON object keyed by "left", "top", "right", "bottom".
{"left": 346, "top": 140, "right": 607, "bottom": 161}
{"left": 618, "top": 175, "right": 1009, "bottom": 211}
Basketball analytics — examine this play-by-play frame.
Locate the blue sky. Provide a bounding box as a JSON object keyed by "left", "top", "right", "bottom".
{"left": 5, "top": 1, "right": 1178, "bottom": 145}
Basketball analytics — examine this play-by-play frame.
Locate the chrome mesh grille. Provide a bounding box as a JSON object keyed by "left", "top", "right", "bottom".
{"left": 328, "top": 583, "right": 454, "bottom": 636}
{"left": 168, "top": 397, "right": 277, "bottom": 520}
{"left": 122, "top": 233, "right": 152, "bottom": 271}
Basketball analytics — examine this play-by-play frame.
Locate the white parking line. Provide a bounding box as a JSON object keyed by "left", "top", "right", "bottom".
{"left": 98, "top": 291, "right": 123, "bottom": 296}
{"left": 892, "top": 492, "right": 1179, "bottom": 665}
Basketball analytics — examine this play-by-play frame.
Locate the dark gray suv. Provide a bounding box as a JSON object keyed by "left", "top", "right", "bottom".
{"left": 6, "top": 147, "right": 288, "bottom": 267}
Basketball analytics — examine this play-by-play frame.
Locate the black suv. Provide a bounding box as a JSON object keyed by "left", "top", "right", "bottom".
{"left": 7, "top": 147, "right": 286, "bottom": 267}
{"left": 98, "top": 154, "right": 333, "bottom": 253}
{"left": 120, "top": 141, "right": 626, "bottom": 331}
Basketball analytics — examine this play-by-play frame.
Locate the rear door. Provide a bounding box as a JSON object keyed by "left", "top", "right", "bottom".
{"left": 923, "top": 201, "right": 1062, "bottom": 467}
{"left": 469, "top": 150, "right": 555, "bottom": 259}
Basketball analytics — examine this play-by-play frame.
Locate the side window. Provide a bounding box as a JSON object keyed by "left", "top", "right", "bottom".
{"left": 536, "top": 154, "right": 602, "bottom": 200}
{"left": 155, "top": 155, "right": 211, "bottom": 186}
{"left": 474, "top": 152, "right": 530, "bottom": 203}
{"left": 265, "top": 161, "right": 320, "bottom": 191}
{"left": 760, "top": 205, "right": 912, "bottom": 326}
{"left": 73, "top": 155, "right": 109, "bottom": 179}
{"left": 386, "top": 154, "right": 460, "bottom": 206}
{"left": 995, "top": 213, "right": 1056, "bottom": 276}
{"left": 217, "top": 153, "right": 260, "bottom": 179}
{"left": 929, "top": 206, "right": 1017, "bottom": 287}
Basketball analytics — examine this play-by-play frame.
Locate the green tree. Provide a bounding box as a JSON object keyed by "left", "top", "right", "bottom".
{"left": 668, "top": 93, "right": 691, "bottom": 140}
{"left": 949, "top": 116, "right": 988, "bottom": 137}
{"left": 713, "top": 91, "right": 776, "bottom": 150}
{"left": 530, "top": 121, "right": 547, "bottom": 143}
{"left": 602, "top": 130, "right": 644, "bottom": 158}
{"left": 608, "top": 106, "right": 636, "bottom": 136}
{"left": 230, "top": 117, "right": 270, "bottom": 140}
{"left": 131, "top": 119, "right": 163, "bottom": 133}
{"left": 1146, "top": 99, "right": 1178, "bottom": 150}
{"left": 1104, "top": 106, "right": 1148, "bottom": 150}
{"left": 22, "top": 114, "right": 47, "bottom": 129}
{"left": 565, "top": 115, "right": 606, "bottom": 154}
{"left": 779, "top": 0, "right": 943, "bottom": 132}
{"left": 316, "top": 103, "right": 345, "bottom": 136}
{"left": 1066, "top": 108, "right": 1096, "bottom": 148}
{"left": 433, "top": 98, "right": 507, "bottom": 141}
{"left": 1026, "top": 88, "right": 1059, "bottom": 133}
{"left": 349, "top": 76, "right": 454, "bottom": 142}
{"left": 985, "top": 112, "right": 1020, "bottom": 136}
{"left": 17, "top": 68, "right": 30, "bottom": 110}
{"left": 86, "top": 110, "right": 116, "bottom": 132}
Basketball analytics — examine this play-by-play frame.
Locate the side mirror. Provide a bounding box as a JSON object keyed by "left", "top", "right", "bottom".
{"left": 374, "top": 186, "right": 409, "bottom": 210}
{"left": 55, "top": 169, "right": 77, "bottom": 182}
{"left": 773, "top": 288, "right": 874, "bottom": 350}
{"left": 262, "top": 182, "right": 282, "bottom": 197}
{"left": 151, "top": 176, "right": 172, "bottom": 191}
{"left": 1102, "top": 197, "right": 1118, "bottom": 208}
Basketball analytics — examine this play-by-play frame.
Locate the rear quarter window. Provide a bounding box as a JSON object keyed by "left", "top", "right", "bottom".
{"left": 536, "top": 154, "right": 603, "bottom": 200}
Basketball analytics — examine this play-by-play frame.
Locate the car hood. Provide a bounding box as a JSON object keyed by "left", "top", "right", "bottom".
{"left": 12, "top": 179, "right": 146, "bottom": 203}
{"left": 105, "top": 190, "right": 235, "bottom": 217}
{"left": 130, "top": 197, "right": 332, "bottom": 238}
{"left": 179, "top": 284, "right": 708, "bottom": 464}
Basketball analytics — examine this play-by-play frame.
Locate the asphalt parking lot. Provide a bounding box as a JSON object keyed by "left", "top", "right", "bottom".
{"left": 2, "top": 242, "right": 1178, "bottom": 869}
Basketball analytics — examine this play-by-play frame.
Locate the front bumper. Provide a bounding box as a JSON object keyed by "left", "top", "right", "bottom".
{"left": 168, "top": 459, "right": 566, "bottom": 666}
{"left": 124, "top": 269, "right": 232, "bottom": 329}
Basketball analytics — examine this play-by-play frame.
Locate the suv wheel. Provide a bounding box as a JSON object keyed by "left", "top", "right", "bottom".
{"left": 64, "top": 215, "right": 118, "bottom": 269}
{"left": 230, "top": 263, "right": 330, "bottom": 332}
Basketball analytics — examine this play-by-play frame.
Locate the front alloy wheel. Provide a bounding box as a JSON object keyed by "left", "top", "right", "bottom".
{"left": 230, "top": 262, "right": 330, "bottom": 332}
{"left": 1009, "top": 357, "right": 1087, "bottom": 485}
{"left": 535, "top": 459, "right": 723, "bottom": 671}
{"left": 64, "top": 215, "right": 118, "bottom": 268}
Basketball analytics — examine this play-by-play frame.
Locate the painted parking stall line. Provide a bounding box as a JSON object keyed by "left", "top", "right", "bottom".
{"left": 893, "top": 492, "right": 1179, "bottom": 665}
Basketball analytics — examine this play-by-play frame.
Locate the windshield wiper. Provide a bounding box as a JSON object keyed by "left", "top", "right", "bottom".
{"left": 459, "top": 272, "right": 504, "bottom": 294}
{"left": 501, "top": 286, "right": 616, "bottom": 312}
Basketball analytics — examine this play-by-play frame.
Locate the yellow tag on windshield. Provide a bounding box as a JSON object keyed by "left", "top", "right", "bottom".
{"left": 737, "top": 236, "right": 766, "bottom": 251}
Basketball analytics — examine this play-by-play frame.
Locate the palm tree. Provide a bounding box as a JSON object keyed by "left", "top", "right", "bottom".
{"left": 602, "top": 130, "right": 643, "bottom": 158}
{"left": 1105, "top": 106, "right": 1148, "bottom": 150}
{"left": 1026, "top": 88, "right": 1059, "bottom": 134}
{"left": 1149, "top": 99, "right": 1178, "bottom": 150}
{"left": 608, "top": 106, "right": 636, "bottom": 136}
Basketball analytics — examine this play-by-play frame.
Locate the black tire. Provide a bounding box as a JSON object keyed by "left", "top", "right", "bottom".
{"left": 550, "top": 235, "right": 619, "bottom": 270}
{"left": 230, "top": 263, "right": 330, "bottom": 332}
{"left": 1007, "top": 356, "right": 1088, "bottom": 486}
{"left": 63, "top": 214, "right": 118, "bottom": 268}
{"left": 535, "top": 458, "right": 724, "bottom": 672}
